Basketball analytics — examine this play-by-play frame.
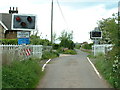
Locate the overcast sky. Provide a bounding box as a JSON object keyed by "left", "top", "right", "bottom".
{"left": 0, "top": 0, "right": 119, "bottom": 43}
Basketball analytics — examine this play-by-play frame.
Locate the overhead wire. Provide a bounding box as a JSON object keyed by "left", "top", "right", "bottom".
{"left": 56, "top": 0, "right": 69, "bottom": 30}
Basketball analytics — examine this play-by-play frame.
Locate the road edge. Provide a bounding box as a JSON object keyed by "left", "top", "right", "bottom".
{"left": 42, "top": 59, "right": 51, "bottom": 71}
{"left": 87, "top": 57, "right": 102, "bottom": 79}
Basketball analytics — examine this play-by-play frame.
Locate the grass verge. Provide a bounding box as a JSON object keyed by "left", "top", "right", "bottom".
{"left": 88, "top": 54, "right": 120, "bottom": 89}
{"left": 2, "top": 58, "right": 44, "bottom": 88}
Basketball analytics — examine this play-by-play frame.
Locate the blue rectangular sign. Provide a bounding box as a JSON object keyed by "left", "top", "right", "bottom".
{"left": 18, "top": 38, "right": 30, "bottom": 44}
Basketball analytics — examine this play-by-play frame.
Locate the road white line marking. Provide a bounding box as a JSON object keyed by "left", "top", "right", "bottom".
{"left": 87, "top": 57, "right": 102, "bottom": 79}
{"left": 42, "top": 59, "right": 51, "bottom": 72}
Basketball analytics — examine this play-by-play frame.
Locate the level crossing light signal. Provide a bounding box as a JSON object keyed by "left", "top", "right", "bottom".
{"left": 92, "top": 32, "right": 101, "bottom": 37}
{"left": 16, "top": 16, "right": 21, "bottom": 22}
{"left": 27, "top": 16, "right": 32, "bottom": 23}
{"left": 90, "top": 31, "right": 102, "bottom": 39}
{"left": 21, "top": 22, "right": 26, "bottom": 27}
{"left": 12, "top": 14, "right": 36, "bottom": 31}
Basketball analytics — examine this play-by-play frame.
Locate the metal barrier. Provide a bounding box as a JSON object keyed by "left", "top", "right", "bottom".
{"left": 92, "top": 44, "right": 113, "bottom": 56}
{"left": 0, "top": 45, "right": 43, "bottom": 64}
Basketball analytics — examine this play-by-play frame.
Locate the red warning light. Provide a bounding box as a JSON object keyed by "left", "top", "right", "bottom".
{"left": 21, "top": 22, "right": 26, "bottom": 27}
{"left": 27, "top": 16, "right": 32, "bottom": 22}
{"left": 16, "top": 17, "right": 21, "bottom": 22}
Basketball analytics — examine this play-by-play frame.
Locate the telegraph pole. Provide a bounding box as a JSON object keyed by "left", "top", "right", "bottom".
{"left": 51, "top": 0, "right": 53, "bottom": 44}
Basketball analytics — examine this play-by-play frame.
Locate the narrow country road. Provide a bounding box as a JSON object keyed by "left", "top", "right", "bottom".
{"left": 37, "top": 50, "right": 110, "bottom": 88}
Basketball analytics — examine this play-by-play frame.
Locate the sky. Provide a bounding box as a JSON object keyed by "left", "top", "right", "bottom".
{"left": 0, "top": 0, "right": 119, "bottom": 43}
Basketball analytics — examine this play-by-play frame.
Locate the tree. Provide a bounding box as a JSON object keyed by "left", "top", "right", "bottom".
{"left": 97, "top": 13, "right": 120, "bottom": 88}
{"left": 58, "top": 30, "right": 73, "bottom": 41}
{"left": 58, "top": 30, "right": 74, "bottom": 49}
{"left": 97, "top": 13, "right": 118, "bottom": 44}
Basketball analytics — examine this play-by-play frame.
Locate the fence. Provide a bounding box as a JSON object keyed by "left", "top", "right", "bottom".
{"left": 92, "top": 44, "right": 113, "bottom": 56}
{"left": 43, "top": 46, "right": 52, "bottom": 52}
{"left": 0, "top": 45, "right": 45, "bottom": 65}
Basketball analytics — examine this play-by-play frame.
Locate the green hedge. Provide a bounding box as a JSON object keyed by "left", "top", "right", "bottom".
{"left": 2, "top": 58, "right": 43, "bottom": 88}
{"left": 0, "top": 39, "right": 18, "bottom": 45}
{"left": 30, "top": 39, "right": 51, "bottom": 45}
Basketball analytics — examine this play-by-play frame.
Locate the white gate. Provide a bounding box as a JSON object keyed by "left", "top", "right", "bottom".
{"left": 0, "top": 45, "right": 43, "bottom": 64}
{"left": 92, "top": 44, "right": 113, "bottom": 56}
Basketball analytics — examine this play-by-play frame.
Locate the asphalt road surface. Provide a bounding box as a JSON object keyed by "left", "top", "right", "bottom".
{"left": 37, "top": 50, "right": 110, "bottom": 88}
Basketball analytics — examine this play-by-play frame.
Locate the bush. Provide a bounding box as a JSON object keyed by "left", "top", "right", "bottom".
{"left": 105, "top": 47, "right": 120, "bottom": 88}
{"left": 52, "top": 44, "right": 60, "bottom": 50}
{"left": 42, "top": 51, "right": 59, "bottom": 60}
{"left": 56, "top": 47, "right": 63, "bottom": 53}
{"left": 75, "top": 44, "right": 81, "bottom": 49}
{"left": 82, "top": 43, "right": 93, "bottom": 50}
{"left": 63, "top": 49, "right": 77, "bottom": 55}
{"left": 60, "top": 39, "right": 75, "bottom": 50}
{"left": 2, "top": 58, "right": 43, "bottom": 88}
